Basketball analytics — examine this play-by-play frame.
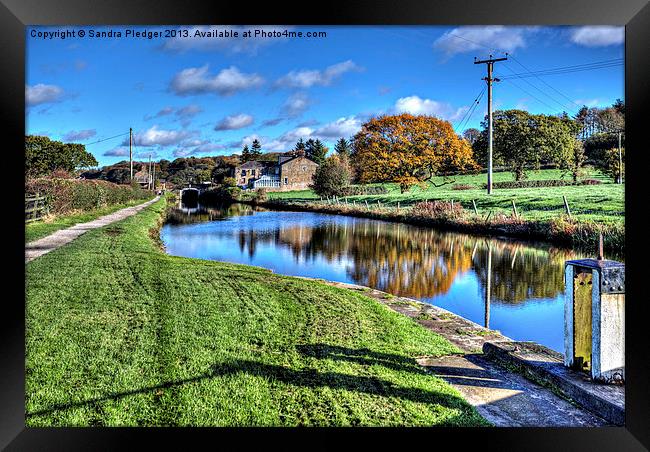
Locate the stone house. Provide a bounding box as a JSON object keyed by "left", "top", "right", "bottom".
{"left": 234, "top": 154, "right": 319, "bottom": 191}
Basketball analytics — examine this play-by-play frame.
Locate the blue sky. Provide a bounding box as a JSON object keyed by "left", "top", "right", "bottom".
{"left": 26, "top": 25, "right": 624, "bottom": 167}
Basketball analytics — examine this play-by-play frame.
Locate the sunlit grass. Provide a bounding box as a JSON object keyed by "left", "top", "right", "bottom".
{"left": 25, "top": 197, "right": 487, "bottom": 427}
{"left": 269, "top": 168, "right": 624, "bottom": 224}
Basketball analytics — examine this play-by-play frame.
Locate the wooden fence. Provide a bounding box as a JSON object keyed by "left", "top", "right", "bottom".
{"left": 25, "top": 195, "right": 49, "bottom": 223}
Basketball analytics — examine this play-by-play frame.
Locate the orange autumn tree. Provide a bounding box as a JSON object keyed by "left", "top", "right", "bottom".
{"left": 351, "top": 113, "right": 479, "bottom": 193}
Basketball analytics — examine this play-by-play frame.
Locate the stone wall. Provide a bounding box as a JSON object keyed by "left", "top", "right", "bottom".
{"left": 279, "top": 156, "right": 318, "bottom": 191}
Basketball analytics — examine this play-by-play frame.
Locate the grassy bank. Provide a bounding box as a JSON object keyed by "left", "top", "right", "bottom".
{"left": 263, "top": 169, "right": 624, "bottom": 252}
{"left": 25, "top": 196, "right": 487, "bottom": 427}
{"left": 268, "top": 169, "right": 624, "bottom": 224}
{"left": 26, "top": 198, "right": 150, "bottom": 243}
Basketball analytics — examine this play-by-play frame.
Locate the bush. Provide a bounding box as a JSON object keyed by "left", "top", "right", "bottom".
{"left": 485, "top": 179, "right": 601, "bottom": 189}
{"left": 311, "top": 155, "right": 351, "bottom": 197}
{"left": 596, "top": 147, "right": 624, "bottom": 182}
{"left": 452, "top": 184, "right": 474, "bottom": 190}
{"left": 411, "top": 200, "right": 465, "bottom": 220}
{"left": 253, "top": 188, "right": 268, "bottom": 203}
{"left": 581, "top": 179, "right": 602, "bottom": 185}
{"left": 25, "top": 178, "right": 151, "bottom": 215}
{"left": 339, "top": 185, "right": 389, "bottom": 196}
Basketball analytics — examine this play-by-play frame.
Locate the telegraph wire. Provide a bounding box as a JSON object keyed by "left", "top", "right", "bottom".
{"left": 454, "top": 86, "right": 486, "bottom": 132}
{"left": 84, "top": 131, "right": 130, "bottom": 146}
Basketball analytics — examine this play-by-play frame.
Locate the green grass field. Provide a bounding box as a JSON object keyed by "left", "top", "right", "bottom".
{"left": 25, "top": 197, "right": 487, "bottom": 427}
{"left": 25, "top": 198, "right": 152, "bottom": 243}
{"left": 268, "top": 169, "right": 624, "bottom": 224}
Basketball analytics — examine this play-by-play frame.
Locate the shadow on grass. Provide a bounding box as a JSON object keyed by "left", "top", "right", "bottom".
{"left": 295, "top": 343, "right": 425, "bottom": 375}
{"left": 27, "top": 344, "right": 477, "bottom": 424}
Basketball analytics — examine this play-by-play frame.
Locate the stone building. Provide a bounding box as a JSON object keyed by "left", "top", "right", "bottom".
{"left": 234, "top": 154, "right": 319, "bottom": 191}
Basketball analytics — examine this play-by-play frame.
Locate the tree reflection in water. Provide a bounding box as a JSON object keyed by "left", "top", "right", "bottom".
{"left": 166, "top": 202, "right": 595, "bottom": 309}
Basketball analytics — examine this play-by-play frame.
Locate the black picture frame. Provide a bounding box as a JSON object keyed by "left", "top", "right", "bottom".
{"left": 3, "top": 0, "right": 649, "bottom": 449}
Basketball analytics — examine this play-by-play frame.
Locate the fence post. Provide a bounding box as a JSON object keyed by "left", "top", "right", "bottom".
{"left": 472, "top": 199, "right": 478, "bottom": 215}
{"left": 563, "top": 195, "right": 572, "bottom": 218}
{"left": 512, "top": 199, "right": 518, "bottom": 218}
{"left": 365, "top": 200, "right": 369, "bottom": 209}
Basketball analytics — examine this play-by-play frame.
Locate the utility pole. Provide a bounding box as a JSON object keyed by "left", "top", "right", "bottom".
{"left": 148, "top": 154, "right": 152, "bottom": 190}
{"left": 152, "top": 160, "right": 156, "bottom": 192}
{"left": 129, "top": 127, "right": 133, "bottom": 181}
{"left": 474, "top": 54, "right": 507, "bottom": 194}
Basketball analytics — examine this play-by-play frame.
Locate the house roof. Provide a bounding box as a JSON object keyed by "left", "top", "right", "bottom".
{"left": 238, "top": 160, "right": 265, "bottom": 169}
{"left": 278, "top": 155, "right": 318, "bottom": 166}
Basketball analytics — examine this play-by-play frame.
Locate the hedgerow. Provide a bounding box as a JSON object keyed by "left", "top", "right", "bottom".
{"left": 25, "top": 177, "right": 152, "bottom": 215}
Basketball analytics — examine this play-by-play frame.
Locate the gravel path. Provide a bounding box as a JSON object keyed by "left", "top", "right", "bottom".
{"left": 25, "top": 197, "right": 160, "bottom": 264}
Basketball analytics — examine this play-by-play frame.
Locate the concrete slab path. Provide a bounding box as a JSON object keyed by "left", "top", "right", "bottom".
{"left": 25, "top": 196, "right": 160, "bottom": 264}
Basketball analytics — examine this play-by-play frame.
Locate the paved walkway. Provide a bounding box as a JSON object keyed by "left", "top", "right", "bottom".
{"left": 321, "top": 280, "right": 609, "bottom": 427}
{"left": 25, "top": 197, "right": 160, "bottom": 264}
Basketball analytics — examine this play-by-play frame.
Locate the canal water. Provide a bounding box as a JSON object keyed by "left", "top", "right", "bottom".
{"left": 161, "top": 202, "right": 610, "bottom": 353}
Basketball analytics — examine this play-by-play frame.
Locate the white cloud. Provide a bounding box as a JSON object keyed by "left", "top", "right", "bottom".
{"left": 313, "top": 117, "right": 362, "bottom": 139}
{"left": 174, "top": 141, "right": 226, "bottom": 157}
{"left": 279, "top": 127, "right": 314, "bottom": 143}
{"left": 176, "top": 104, "right": 202, "bottom": 118}
{"left": 215, "top": 113, "right": 254, "bottom": 131}
{"left": 126, "top": 125, "right": 195, "bottom": 147}
{"left": 275, "top": 60, "right": 361, "bottom": 88}
{"left": 433, "top": 26, "right": 531, "bottom": 57}
{"left": 63, "top": 129, "right": 96, "bottom": 142}
{"left": 394, "top": 95, "right": 468, "bottom": 121}
{"left": 170, "top": 65, "right": 264, "bottom": 96}
{"left": 283, "top": 92, "right": 311, "bottom": 117}
{"left": 144, "top": 106, "right": 174, "bottom": 120}
{"left": 570, "top": 26, "right": 624, "bottom": 47}
{"left": 26, "top": 84, "right": 64, "bottom": 106}
{"left": 162, "top": 26, "right": 293, "bottom": 54}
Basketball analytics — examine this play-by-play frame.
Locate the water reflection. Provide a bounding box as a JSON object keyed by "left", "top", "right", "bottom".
{"left": 161, "top": 202, "right": 617, "bottom": 352}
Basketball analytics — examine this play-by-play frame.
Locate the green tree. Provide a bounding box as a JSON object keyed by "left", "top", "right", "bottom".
{"left": 25, "top": 135, "right": 98, "bottom": 178}
{"left": 250, "top": 139, "right": 262, "bottom": 159}
{"left": 294, "top": 138, "right": 306, "bottom": 154}
{"left": 241, "top": 145, "right": 252, "bottom": 162}
{"left": 305, "top": 138, "right": 328, "bottom": 165}
{"left": 311, "top": 154, "right": 351, "bottom": 197}
{"left": 473, "top": 110, "right": 578, "bottom": 181}
{"left": 597, "top": 147, "right": 624, "bottom": 182}
{"left": 334, "top": 138, "right": 351, "bottom": 157}
{"left": 561, "top": 139, "right": 586, "bottom": 182}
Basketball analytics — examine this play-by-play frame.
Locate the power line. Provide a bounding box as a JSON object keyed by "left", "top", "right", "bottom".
{"left": 500, "top": 61, "right": 574, "bottom": 113}
{"left": 498, "top": 59, "right": 623, "bottom": 79}
{"left": 85, "top": 131, "right": 130, "bottom": 146}
{"left": 507, "top": 54, "right": 584, "bottom": 111}
{"left": 457, "top": 88, "right": 486, "bottom": 133}
{"left": 454, "top": 86, "right": 486, "bottom": 132}
{"left": 501, "top": 77, "right": 560, "bottom": 112}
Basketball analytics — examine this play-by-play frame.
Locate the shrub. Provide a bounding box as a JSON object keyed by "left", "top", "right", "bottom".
{"left": 485, "top": 179, "right": 601, "bottom": 189}
{"left": 25, "top": 178, "right": 151, "bottom": 215}
{"left": 452, "top": 184, "right": 474, "bottom": 190}
{"left": 253, "top": 188, "right": 268, "bottom": 203}
{"left": 311, "top": 155, "right": 351, "bottom": 197}
{"left": 411, "top": 200, "right": 465, "bottom": 220}
{"left": 581, "top": 179, "right": 602, "bottom": 185}
{"left": 339, "top": 185, "right": 389, "bottom": 196}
